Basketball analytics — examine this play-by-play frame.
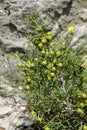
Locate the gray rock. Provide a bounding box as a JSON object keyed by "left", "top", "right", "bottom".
{"left": 0, "top": 0, "right": 87, "bottom": 53}
{"left": 71, "top": 24, "right": 87, "bottom": 45}
{"left": 0, "top": 106, "right": 12, "bottom": 115}
{"left": 0, "top": 36, "right": 28, "bottom": 52}
{"left": 0, "top": 75, "right": 32, "bottom": 130}
{"left": 0, "top": 0, "right": 76, "bottom": 53}
{"left": 0, "top": 54, "right": 32, "bottom": 130}
{"left": 80, "top": 9, "right": 87, "bottom": 22}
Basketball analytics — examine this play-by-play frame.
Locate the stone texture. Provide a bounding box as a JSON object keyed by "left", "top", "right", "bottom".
{"left": 80, "top": 9, "right": 87, "bottom": 22}
{"left": 0, "top": 0, "right": 87, "bottom": 53}
{"left": 71, "top": 24, "right": 87, "bottom": 45}
{"left": 0, "top": 55, "right": 32, "bottom": 130}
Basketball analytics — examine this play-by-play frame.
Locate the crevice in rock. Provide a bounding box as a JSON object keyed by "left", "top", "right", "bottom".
{"left": 3, "top": 23, "right": 17, "bottom": 33}
{"left": 1, "top": 46, "right": 26, "bottom": 53}
{"left": 0, "top": 39, "right": 3, "bottom": 46}
{"left": 48, "top": 0, "right": 73, "bottom": 21}
{"left": 4, "top": 7, "right": 11, "bottom": 16}
{"left": 15, "top": 125, "right": 31, "bottom": 130}
{"left": 62, "top": 0, "right": 73, "bottom": 16}
{"left": 3, "top": 4, "right": 11, "bottom": 16}
{"left": 54, "top": 10, "right": 61, "bottom": 20}
{"left": 0, "top": 0, "right": 4, "bottom": 3}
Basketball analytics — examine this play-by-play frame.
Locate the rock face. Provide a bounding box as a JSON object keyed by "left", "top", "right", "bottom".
{"left": 0, "top": 0, "right": 87, "bottom": 52}
{"left": 0, "top": 54, "right": 32, "bottom": 130}
{"left": 0, "top": 0, "right": 87, "bottom": 129}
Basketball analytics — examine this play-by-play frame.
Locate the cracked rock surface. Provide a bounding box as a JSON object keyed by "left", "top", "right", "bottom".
{"left": 0, "top": 0, "right": 87, "bottom": 52}
{"left": 0, "top": 54, "right": 32, "bottom": 130}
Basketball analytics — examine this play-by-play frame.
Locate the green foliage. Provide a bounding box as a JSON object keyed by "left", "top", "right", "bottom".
{"left": 18, "top": 13, "right": 87, "bottom": 130}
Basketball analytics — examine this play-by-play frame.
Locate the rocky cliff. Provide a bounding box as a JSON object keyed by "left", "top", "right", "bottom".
{"left": 0, "top": 0, "right": 87, "bottom": 52}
